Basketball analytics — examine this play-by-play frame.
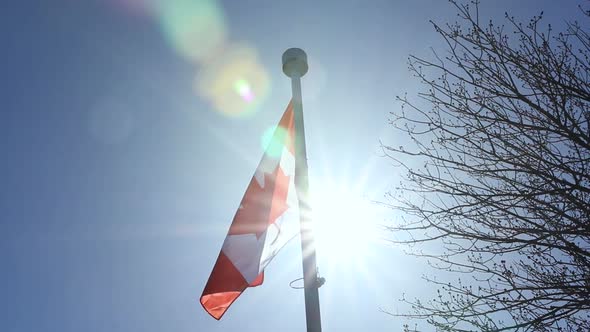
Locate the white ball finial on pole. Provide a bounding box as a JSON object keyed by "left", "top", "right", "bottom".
{"left": 282, "top": 48, "right": 308, "bottom": 78}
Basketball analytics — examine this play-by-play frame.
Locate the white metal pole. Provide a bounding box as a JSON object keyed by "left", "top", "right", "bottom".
{"left": 282, "top": 48, "right": 322, "bottom": 332}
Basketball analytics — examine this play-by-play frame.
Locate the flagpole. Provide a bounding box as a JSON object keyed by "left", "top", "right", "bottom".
{"left": 282, "top": 48, "right": 322, "bottom": 332}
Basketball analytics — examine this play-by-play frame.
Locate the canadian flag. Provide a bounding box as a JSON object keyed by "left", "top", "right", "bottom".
{"left": 200, "top": 101, "right": 300, "bottom": 319}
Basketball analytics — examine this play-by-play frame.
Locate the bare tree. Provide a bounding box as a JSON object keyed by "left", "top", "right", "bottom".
{"left": 383, "top": 1, "right": 590, "bottom": 331}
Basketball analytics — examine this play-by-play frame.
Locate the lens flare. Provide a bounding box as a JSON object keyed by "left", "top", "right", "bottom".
{"left": 196, "top": 45, "right": 270, "bottom": 117}
{"left": 157, "top": 0, "right": 227, "bottom": 62}
{"left": 261, "top": 125, "right": 290, "bottom": 158}
{"left": 234, "top": 79, "right": 255, "bottom": 102}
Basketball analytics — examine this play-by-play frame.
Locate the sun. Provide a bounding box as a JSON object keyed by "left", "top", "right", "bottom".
{"left": 309, "top": 180, "right": 380, "bottom": 271}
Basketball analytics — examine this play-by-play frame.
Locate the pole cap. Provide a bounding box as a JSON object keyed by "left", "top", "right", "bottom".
{"left": 282, "top": 48, "right": 308, "bottom": 78}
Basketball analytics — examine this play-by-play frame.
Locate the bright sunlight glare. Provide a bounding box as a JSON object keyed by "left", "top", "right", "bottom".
{"left": 311, "top": 181, "right": 380, "bottom": 270}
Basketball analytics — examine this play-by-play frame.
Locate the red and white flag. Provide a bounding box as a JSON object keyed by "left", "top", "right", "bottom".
{"left": 200, "top": 101, "right": 300, "bottom": 319}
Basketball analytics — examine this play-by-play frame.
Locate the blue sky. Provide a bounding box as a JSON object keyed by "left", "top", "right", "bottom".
{"left": 0, "top": 1, "right": 582, "bottom": 331}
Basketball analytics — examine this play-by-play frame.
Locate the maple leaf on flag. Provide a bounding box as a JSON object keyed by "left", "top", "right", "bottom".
{"left": 228, "top": 164, "right": 290, "bottom": 238}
